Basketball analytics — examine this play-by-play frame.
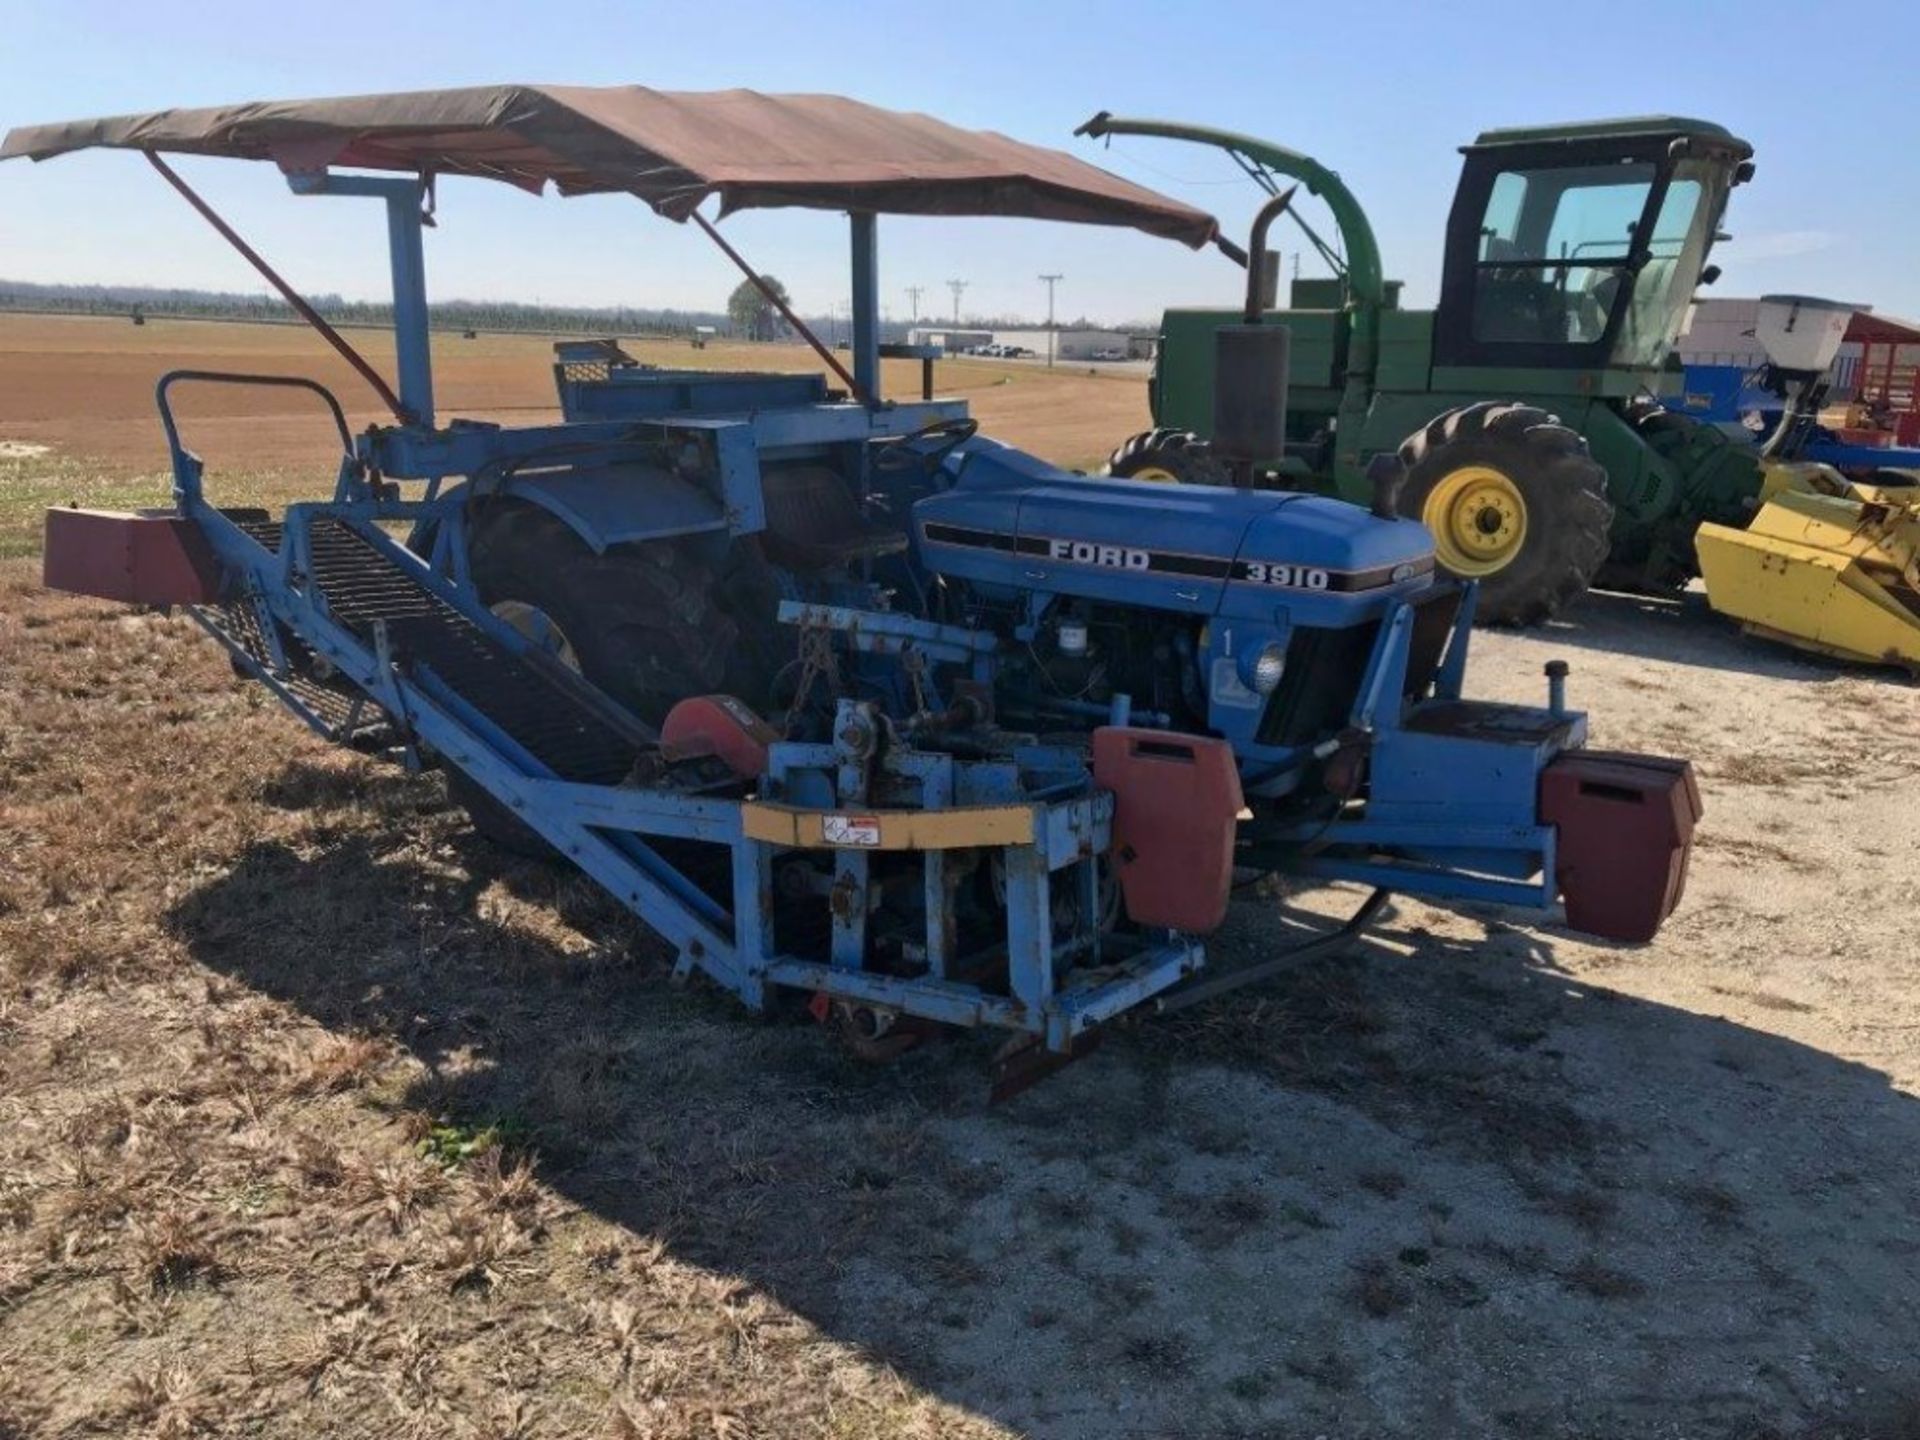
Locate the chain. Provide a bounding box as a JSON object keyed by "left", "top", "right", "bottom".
{"left": 785, "top": 621, "right": 844, "bottom": 736}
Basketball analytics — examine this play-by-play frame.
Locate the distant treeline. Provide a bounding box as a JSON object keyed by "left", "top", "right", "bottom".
{"left": 0, "top": 278, "right": 739, "bottom": 337}
{"left": 0, "top": 279, "right": 1147, "bottom": 340}
{"left": 0, "top": 279, "right": 953, "bottom": 342}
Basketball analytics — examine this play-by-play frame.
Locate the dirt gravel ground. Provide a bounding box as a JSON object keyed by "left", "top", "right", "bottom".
{"left": 3, "top": 316, "right": 1919, "bottom": 1438}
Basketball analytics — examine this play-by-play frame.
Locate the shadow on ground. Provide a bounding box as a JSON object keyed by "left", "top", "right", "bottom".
{"left": 166, "top": 773, "right": 1920, "bottom": 1440}
{"left": 1544, "top": 585, "right": 1875, "bottom": 683}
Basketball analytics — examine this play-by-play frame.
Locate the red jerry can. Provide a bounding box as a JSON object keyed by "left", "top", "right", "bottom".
{"left": 1539, "top": 751, "right": 1703, "bottom": 944}
{"left": 1092, "top": 728, "right": 1244, "bottom": 935}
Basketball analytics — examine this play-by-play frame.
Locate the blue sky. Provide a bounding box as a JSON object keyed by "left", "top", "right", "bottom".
{"left": 2, "top": 0, "right": 1916, "bottom": 326}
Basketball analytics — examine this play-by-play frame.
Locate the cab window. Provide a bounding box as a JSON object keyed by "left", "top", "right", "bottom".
{"left": 1471, "top": 162, "right": 1656, "bottom": 346}
{"left": 1616, "top": 174, "right": 1711, "bottom": 367}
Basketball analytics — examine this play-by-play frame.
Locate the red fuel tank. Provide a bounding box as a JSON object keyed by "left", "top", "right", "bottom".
{"left": 1539, "top": 751, "right": 1702, "bottom": 944}
{"left": 1092, "top": 728, "right": 1243, "bottom": 935}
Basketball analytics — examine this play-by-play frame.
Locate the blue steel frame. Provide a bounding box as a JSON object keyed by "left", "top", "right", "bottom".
{"left": 1251, "top": 580, "right": 1581, "bottom": 910}
{"left": 125, "top": 154, "right": 1602, "bottom": 1057}
{"left": 285, "top": 171, "right": 436, "bottom": 425}
{"left": 1674, "top": 361, "right": 1920, "bottom": 471}
{"left": 162, "top": 385, "right": 1198, "bottom": 1048}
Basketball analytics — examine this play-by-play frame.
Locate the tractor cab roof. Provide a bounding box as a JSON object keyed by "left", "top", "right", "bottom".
{"left": 1464, "top": 115, "right": 1753, "bottom": 159}
{"left": 0, "top": 83, "right": 1219, "bottom": 246}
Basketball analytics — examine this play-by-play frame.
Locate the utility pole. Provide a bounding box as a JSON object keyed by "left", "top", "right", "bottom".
{"left": 905, "top": 285, "right": 925, "bottom": 324}
{"left": 946, "top": 278, "right": 968, "bottom": 325}
{"left": 1039, "top": 273, "right": 1063, "bottom": 368}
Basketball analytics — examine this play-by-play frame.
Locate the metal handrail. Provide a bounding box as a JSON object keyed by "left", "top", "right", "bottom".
{"left": 157, "top": 369, "right": 352, "bottom": 455}
{"left": 155, "top": 370, "right": 354, "bottom": 501}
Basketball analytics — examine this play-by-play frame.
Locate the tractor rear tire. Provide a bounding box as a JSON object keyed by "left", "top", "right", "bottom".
{"left": 1398, "top": 402, "right": 1614, "bottom": 627}
{"left": 1105, "top": 428, "right": 1228, "bottom": 485}
{"left": 468, "top": 503, "right": 755, "bottom": 725}
{"left": 449, "top": 503, "right": 770, "bottom": 853}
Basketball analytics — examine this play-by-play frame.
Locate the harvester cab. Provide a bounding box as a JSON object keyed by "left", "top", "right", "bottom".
{"left": 1082, "top": 112, "right": 1762, "bottom": 626}
{"left": 1435, "top": 119, "right": 1749, "bottom": 377}
{"left": 9, "top": 85, "right": 1701, "bottom": 1090}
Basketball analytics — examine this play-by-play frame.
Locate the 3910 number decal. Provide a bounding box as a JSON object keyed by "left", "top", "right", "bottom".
{"left": 1241, "top": 562, "right": 1331, "bottom": 590}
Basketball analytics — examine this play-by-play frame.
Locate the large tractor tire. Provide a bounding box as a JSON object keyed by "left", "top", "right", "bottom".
{"left": 469, "top": 504, "right": 746, "bottom": 723}
{"left": 1398, "top": 401, "right": 1614, "bottom": 627}
{"left": 448, "top": 503, "right": 770, "bottom": 852}
{"left": 1105, "top": 428, "right": 1228, "bottom": 485}
{"left": 1593, "top": 399, "right": 1738, "bottom": 595}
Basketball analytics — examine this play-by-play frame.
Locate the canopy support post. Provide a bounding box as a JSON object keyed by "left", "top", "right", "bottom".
{"left": 691, "top": 210, "right": 866, "bottom": 402}
{"left": 850, "top": 212, "right": 880, "bottom": 406}
{"left": 285, "top": 171, "right": 435, "bottom": 429}
{"left": 143, "top": 152, "right": 409, "bottom": 423}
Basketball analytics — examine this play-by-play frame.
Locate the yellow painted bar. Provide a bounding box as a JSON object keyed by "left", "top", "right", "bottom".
{"left": 740, "top": 801, "right": 1039, "bottom": 851}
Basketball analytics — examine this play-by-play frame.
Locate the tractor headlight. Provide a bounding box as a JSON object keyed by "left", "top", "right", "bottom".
{"left": 1250, "top": 641, "right": 1288, "bottom": 695}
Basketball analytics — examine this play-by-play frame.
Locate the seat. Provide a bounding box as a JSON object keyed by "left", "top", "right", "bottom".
{"left": 759, "top": 464, "right": 908, "bottom": 570}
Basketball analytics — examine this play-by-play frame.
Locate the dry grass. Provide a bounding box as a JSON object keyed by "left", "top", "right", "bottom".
{"left": 1561, "top": 1253, "right": 1647, "bottom": 1301}
{"left": 1346, "top": 1256, "right": 1414, "bottom": 1319}
{"left": 0, "top": 563, "right": 1007, "bottom": 1437}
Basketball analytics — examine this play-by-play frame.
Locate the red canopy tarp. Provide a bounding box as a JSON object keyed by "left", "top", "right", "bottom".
{"left": 1, "top": 85, "right": 1218, "bottom": 247}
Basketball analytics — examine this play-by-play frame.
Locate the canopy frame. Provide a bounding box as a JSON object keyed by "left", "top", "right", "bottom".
{"left": 138, "top": 151, "right": 881, "bottom": 423}
{"left": 5, "top": 85, "right": 1221, "bottom": 429}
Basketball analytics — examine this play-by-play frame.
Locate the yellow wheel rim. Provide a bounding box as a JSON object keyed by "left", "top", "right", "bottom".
{"left": 1127, "top": 464, "right": 1180, "bottom": 483}
{"left": 1421, "top": 464, "right": 1528, "bottom": 577}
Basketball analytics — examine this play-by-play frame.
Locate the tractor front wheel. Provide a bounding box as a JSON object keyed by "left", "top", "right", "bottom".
{"left": 1105, "top": 428, "right": 1227, "bottom": 485}
{"left": 1398, "top": 402, "right": 1613, "bottom": 627}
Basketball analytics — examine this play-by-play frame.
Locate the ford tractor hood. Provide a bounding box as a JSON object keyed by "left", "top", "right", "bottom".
{"left": 915, "top": 443, "right": 1434, "bottom": 619}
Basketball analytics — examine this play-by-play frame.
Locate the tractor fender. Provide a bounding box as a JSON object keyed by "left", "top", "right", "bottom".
{"left": 431, "top": 468, "right": 743, "bottom": 556}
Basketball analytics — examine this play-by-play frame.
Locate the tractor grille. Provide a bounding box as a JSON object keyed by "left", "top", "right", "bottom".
{"left": 1255, "top": 583, "right": 1462, "bottom": 748}
{"left": 1256, "top": 621, "right": 1379, "bottom": 748}
{"left": 229, "top": 517, "right": 645, "bottom": 785}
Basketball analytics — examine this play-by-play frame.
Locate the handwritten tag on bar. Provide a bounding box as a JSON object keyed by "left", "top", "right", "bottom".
{"left": 822, "top": 814, "right": 883, "bottom": 847}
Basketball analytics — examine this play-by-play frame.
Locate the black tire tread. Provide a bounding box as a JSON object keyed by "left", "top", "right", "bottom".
{"left": 467, "top": 504, "right": 740, "bottom": 725}
{"left": 1104, "top": 428, "right": 1228, "bottom": 484}
{"left": 451, "top": 503, "right": 775, "bottom": 851}
{"left": 1397, "top": 401, "right": 1614, "bottom": 627}
{"left": 1603, "top": 401, "right": 1723, "bottom": 593}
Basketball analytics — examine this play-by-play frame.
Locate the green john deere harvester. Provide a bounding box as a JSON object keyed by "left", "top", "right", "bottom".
{"left": 1081, "top": 112, "right": 1765, "bottom": 625}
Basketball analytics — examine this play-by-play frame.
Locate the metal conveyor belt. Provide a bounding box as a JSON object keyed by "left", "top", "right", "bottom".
{"left": 231, "top": 517, "right": 645, "bottom": 786}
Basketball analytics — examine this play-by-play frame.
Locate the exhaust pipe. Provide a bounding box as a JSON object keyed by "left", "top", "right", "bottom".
{"left": 1211, "top": 188, "right": 1299, "bottom": 487}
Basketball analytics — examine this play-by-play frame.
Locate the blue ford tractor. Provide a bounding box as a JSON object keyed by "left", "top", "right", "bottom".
{"left": 7, "top": 86, "right": 1700, "bottom": 1092}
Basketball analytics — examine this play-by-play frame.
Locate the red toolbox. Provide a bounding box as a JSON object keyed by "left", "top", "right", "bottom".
{"left": 1539, "top": 751, "right": 1703, "bottom": 943}
{"left": 1092, "top": 728, "right": 1244, "bottom": 935}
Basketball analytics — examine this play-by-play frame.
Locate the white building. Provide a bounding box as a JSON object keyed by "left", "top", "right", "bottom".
{"left": 906, "top": 325, "right": 1133, "bottom": 360}
{"left": 906, "top": 327, "right": 993, "bottom": 352}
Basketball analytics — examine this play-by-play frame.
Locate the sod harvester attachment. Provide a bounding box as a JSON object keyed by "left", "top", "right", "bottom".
{"left": 1693, "top": 296, "right": 1920, "bottom": 673}
{"left": 8, "top": 84, "right": 1701, "bottom": 1094}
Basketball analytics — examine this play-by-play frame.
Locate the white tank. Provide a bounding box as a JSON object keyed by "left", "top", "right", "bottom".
{"left": 1753, "top": 294, "right": 1854, "bottom": 375}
